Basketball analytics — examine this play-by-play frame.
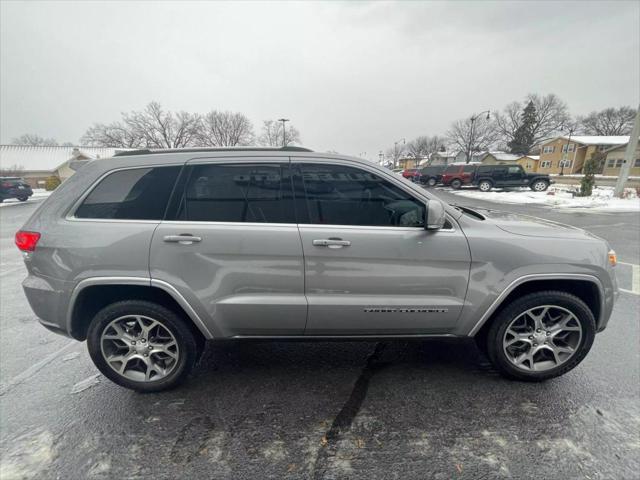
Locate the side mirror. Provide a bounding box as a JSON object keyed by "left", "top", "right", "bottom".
{"left": 425, "top": 199, "right": 446, "bottom": 230}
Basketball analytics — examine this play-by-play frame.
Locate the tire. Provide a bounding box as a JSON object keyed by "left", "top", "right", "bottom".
{"left": 530, "top": 180, "right": 549, "bottom": 192}
{"left": 484, "top": 291, "right": 596, "bottom": 382}
{"left": 17, "top": 196, "right": 28, "bottom": 202}
{"left": 450, "top": 179, "right": 462, "bottom": 189}
{"left": 478, "top": 180, "right": 493, "bottom": 192}
{"left": 426, "top": 177, "right": 437, "bottom": 187}
{"left": 87, "top": 300, "right": 200, "bottom": 392}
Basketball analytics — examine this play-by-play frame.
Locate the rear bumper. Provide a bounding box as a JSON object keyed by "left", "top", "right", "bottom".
{"left": 22, "top": 274, "right": 73, "bottom": 338}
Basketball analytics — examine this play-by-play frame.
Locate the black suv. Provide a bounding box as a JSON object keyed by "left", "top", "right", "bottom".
{"left": 0, "top": 177, "right": 33, "bottom": 202}
{"left": 419, "top": 165, "right": 446, "bottom": 187}
{"left": 473, "top": 165, "right": 551, "bottom": 192}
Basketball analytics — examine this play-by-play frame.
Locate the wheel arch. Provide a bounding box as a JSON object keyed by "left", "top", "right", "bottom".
{"left": 68, "top": 278, "right": 212, "bottom": 341}
{"left": 469, "top": 275, "right": 603, "bottom": 341}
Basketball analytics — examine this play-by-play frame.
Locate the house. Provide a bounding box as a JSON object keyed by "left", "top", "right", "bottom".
{"left": 430, "top": 151, "right": 458, "bottom": 165}
{"left": 537, "top": 136, "right": 629, "bottom": 175}
{"left": 480, "top": 152, "right": 540, "bottom": 172}
{"left": 397, "top": 154, "right": 420, "bottom": 170}
{"left": 0, "top": 145, "right": 127, "bottom": 188}
{"left": 602, "top": 141, "right": 640, "bottom": 177}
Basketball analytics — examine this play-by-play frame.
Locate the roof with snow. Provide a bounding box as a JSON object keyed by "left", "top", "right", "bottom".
{"left": 555, "top": 135, "right": 630, "bottom": 146}
{"left": 483, "top": 152, "right": 521, "bottom": 161}
{"left": 0, "top": 145, "right": 128, "bottom": 171}
{"left": 526, "top": 155, "right": 540, "bottom": 160}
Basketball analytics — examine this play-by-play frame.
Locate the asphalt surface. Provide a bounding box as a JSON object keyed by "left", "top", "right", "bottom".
{"left": 1, "top": 194, "right": 639, "bottom": 479}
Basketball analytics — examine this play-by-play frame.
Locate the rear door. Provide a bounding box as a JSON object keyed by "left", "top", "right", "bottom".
{"left": 292, "top": 158, "right": 471, "bottom": 335}
{"left": 150, "top": 158, "right": 306, "bottom": 337}
{"left": 505, "top": 165, "right": 527, "bottom": 186}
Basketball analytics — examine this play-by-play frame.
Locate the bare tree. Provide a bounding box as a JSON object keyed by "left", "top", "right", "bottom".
{"left": 11, "top": 134, "right": 58, "bottom": 146}
{"left": 81, "top": 102, "right": 201, "bottom": 148}
{"left": 259, "top": 120, "right": 301, "bottom": 147}
{"left": 494, "top": 93, "right": 571, "bottom": 147}
{"left": 578, "top": 106, "right": 637, "bottom": 136}
{"left": 406, "top": 135, "right": 447, "bottom": 163}
{"left": 199, "top": 111, "right": 254, "bottom": 146}
{"left": 447, "top": 116, "right": 498, "bottom": 162}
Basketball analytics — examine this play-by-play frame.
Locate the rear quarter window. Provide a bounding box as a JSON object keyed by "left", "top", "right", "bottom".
{"left": 74, "top": 166, "right": 180, "bottom": 220}
{"left": 444, "top": 165, "right": 459, "bottom": 174}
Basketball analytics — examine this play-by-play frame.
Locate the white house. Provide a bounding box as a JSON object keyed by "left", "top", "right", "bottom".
{"left": 0, "top": 145, "right": 129, "bottom": 187}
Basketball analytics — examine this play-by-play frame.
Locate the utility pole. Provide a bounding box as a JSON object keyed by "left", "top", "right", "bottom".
{"left": 614, "top": 106, "right": 640, "bottom": 197}
{"left": 378, "top": 151, "right": 384, "bottom": 166}
{"left": 393, "top": 138, "right": 405, "bottom": 169}
{"left": 467, "top": 110, "right": 491, "bottom": 163}
{"left": 560, "top": 126, "right": 575, "bottom": 176}
{"left": 277, "top": 118, "right": 289, "bottom": 147}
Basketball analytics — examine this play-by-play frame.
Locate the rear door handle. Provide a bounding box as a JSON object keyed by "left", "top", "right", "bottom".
{"left": 163, "top": 234, "right": 202, "bottom": 245}
{"left": 312, "top": 238, "right": 351, "bottom": 248}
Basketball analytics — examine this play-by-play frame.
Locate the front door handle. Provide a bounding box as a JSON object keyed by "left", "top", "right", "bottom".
{"left": 163, "top": 234, "right": 202, "bottom": 245}
{"left": 313, "top": 238, "right": 351, "bottom": 248}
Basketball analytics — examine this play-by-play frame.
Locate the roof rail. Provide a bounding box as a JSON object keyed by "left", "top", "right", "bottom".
{"left": 113, "top": 146, "right": 314, "bottom": 157}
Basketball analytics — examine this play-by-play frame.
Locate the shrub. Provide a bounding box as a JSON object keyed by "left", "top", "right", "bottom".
{"left": 44, "top": 176, "right": 61, "bottom": 191}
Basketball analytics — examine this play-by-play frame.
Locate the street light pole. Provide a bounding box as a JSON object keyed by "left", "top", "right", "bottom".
{"left": 468, "top": 110, "right": 491, "bottom": 163}
{"left": 393, "top": 138, "right": 405, "bottom": 169}
{"left": 277, "top": 118, "right": 289, "bottom": 147}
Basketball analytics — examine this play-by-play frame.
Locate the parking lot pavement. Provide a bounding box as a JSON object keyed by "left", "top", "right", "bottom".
{"left": 1, "top": 197, "right": 639, "bottom": 479}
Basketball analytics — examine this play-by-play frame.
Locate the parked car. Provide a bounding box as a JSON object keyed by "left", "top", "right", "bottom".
{"left": 473, "top": 165, "right": 552, "bottom": 192}
{"left": 419, "top": 165, "right": 446, "bottom": 187}
{"left": 16, "top": 147, "right": 618, "bottom": 391}
{"left": 0, "top": 177, "right": 33, "bottom": 202}
{"left": 440, "top": 163, "right": 479, "bottom": 189}
{"left": 402, "top": 168, "right": 421, "bottom": 182}
{"left": 392, "top": 168, "right": 404, "bottom": 175}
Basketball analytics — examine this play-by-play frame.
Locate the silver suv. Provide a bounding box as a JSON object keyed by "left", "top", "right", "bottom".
{"left": 16, "top": 147, "right": 618, "bottom": 391}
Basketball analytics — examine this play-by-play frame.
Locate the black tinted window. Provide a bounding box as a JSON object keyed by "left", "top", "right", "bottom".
{"left": 75, "top": 166, "right": 179, "bottom": 220}
{"left": 298, "top": 164, "right": 424, "bottom": 227}
{"left": 462, "top": 164, "right": 477, "bottom": 173}
{"left": 177, "top": 164, "right": 294, "bottom": 223}
{"left": 444, "top": 165, "right": 458, "bottom": 173}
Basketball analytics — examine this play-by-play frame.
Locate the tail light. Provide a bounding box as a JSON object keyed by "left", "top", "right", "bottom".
{"left": 15, "top": 230, "right": 41, "bottom": 252}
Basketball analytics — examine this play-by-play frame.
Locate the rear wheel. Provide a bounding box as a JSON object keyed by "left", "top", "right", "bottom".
{"left": 87, "top": 300, "right": 199, "bottom": 392}
{"left": 450, "top": 179, "right": 462, "bottom": 189}
{"left": 426, "top": 177, "right": 437, "bottom": 187}
{"left": 530, "top": 180, "right": 549, "bottom": 192}
{"left": 484, "top": 291, "right": 595, "bottom": 381}
{"left": 17, "top": 196, "right": 28, "bottom": 202}
{"left": 478, "top": 180, "right": 493, "bottom": 192}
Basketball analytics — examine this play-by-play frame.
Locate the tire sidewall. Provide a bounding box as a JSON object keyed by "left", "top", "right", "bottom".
{"left": 486, "top": 292, "right": 596, "bottom": 381}
{"left": 87, "top": 301, "right": 198, "bottom": 392}
{"left": 427, "top": 177, "right": 437, "bottom": 187}
{"left": 531, "top": 180, "right": 549, "bottom": 192}
{"left": 479, "top": 180, "right": 492, "bottom": 192}
{"left": 451, "top": 179, "right": 462, "bottom": 189}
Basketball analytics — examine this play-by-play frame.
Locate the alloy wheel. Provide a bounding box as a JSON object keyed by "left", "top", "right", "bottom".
{"left": 502, "top": 305, "right": 582, "bottom": 372}
{"left": 533, "top": 181, "right": 547, "bottom": 191}
{"left": 100, "top": 315, "right": 179, "bottom": 382}
{"left": 479, "top": 181, "right": 492, "bottom": 192}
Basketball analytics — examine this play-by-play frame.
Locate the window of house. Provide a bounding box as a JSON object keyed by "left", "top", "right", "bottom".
{"left": 540, "top": 160, "right": 552, "bottom": 168}
{"left": 176, "top": 163, "right": 295, "bottom": 223}
{"left": 616, "top": 159, "right": 624, "bottom": 168}
{"left": 543, "top": 146, "right": 555, "bottom": 154}
{"left": 607, "top": 159, "right": 616, "bottom": 168}
{"left": 75, "top": 166, "right": 180, "bottom": 220}
{"left": 635, "top": 158, "right": 640, "bottom": 167}
{"left": 561, "top": 144, "right": 575, "bottom": 153}
{"left": 297, "top": 163, "right": 425, "bottom": 227}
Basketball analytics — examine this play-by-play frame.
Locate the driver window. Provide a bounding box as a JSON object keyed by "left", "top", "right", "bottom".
{"left": 298, "top": 163, "right": 425, "bottom": 227}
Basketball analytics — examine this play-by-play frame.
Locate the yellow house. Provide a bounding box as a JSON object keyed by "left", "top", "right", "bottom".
{"left": 602, "top": 141, "right": 640, "bottom": 177}
{"left": 480, "top": 152, "right": 540, "bottom": 172}
{"left": 537, "top": 136, "right": 629, "bottom": 175}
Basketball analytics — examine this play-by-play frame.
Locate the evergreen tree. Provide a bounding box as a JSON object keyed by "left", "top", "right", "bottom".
{"left": 508, "top": 101, "right": 536, "bottom": 154}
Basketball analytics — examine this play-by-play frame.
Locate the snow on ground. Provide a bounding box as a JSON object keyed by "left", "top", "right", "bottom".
{"left": 444, "top": 184, "right": 640, "bottom": 212}
{"left": 0, "top": 189, "right": 51, "bottom": 208}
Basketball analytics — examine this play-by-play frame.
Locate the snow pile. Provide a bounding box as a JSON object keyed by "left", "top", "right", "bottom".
{"left": 445, "top": 184, "right": 640, "bottom": 212}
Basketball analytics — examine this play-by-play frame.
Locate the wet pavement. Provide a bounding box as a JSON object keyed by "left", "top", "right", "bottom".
{"left": 1, "top": 195, "right": 639, "bottom": 479}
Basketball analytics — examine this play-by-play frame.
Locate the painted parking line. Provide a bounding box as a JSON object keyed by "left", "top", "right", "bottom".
{"left": 618, "top": 262, "right": 640, "bottom": 295}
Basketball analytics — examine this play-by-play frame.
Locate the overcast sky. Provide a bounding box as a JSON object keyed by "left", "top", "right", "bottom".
{"left": 1, "top": 0, "right": 638, "bottom": 160}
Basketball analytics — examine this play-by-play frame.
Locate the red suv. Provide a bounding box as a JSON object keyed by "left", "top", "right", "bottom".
{"left": 401, "top": 168, "right": 421, "bottom": 182}
{"left": 441, "top": 163, "right": 479, "bottom": 189}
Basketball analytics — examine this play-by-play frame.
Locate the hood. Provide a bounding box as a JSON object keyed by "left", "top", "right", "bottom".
{"left": 472, "top": 207, "right": 598, "bottom": 239}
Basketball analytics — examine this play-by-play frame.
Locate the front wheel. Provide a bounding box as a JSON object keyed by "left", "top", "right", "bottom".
{"left": 87, "top": 300, "right": 200, "bottom": 392}
{"left": 426, "top": 177, "right": 437, "bottom": 187}
{"left": 17, "top": 196, "right": 28, "bottom": 202}
{"left": 530, "top": 180, "right": 549, "bottom": 192}
{"left": 484, "top": 291, "right": 595, "bottom": 381}
{"left": 450, "top": 179, "right": 462, "bottom": 190}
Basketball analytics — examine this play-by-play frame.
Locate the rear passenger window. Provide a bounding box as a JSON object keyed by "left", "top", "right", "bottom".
{"left": 463, "top": 164, "right": 477, "bottom": 173}
{"left": 176, "top": 164, "right": 294, "bottom": 223}
{"left": 297, "top": 163, "right": 425, "bottom": 227}
{"left": 444, "top": 165, "right": 458, "bottom": 173}
{"left": 75, "top": 166, "right": 180, "bottom": 220}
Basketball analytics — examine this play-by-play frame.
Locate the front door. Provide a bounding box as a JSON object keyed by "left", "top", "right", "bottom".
{"left": 150, "top": 159, "right": 307, "bottom": 337}
{"left": 292, "top": 159, "right": 471, "bottom": 335}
